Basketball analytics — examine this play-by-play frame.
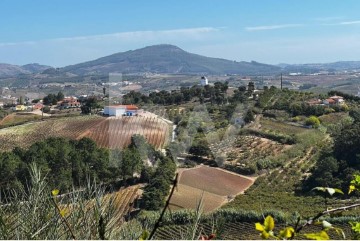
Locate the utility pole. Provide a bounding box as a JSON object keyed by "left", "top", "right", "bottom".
{"left": 280, "top": 73, "right": 283, "bottom": 90}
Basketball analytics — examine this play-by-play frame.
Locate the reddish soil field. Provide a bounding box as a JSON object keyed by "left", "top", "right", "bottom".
{"left": 0, "top": 115, "right": 170, "bottom": 151}
{"left": 84, "top": 116, "right": 170, "bottom": 149}
{"left": 169, "top": 165, "right": 255, "bottom": 212}
{"left": 178, "top": 165, "right": 255, "bottom": 196}
{"left": 169, "top": 184, "right": 226, "bottom": 212}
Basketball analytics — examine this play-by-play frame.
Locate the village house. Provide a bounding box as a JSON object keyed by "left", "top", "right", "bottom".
{"left": 323, "top": 95, "right": 345, "bottom": 106}
{"left": 12, "top": 105, "right": 28, "bottom": 111}
{"left": 103, "top": 105, "right": 138, "bottom": 117}
{"left": 57, "top": 97, "right": 81, "bottom": 109}
{"left": 33, "top": 103, "right": 44, "bottom": 110}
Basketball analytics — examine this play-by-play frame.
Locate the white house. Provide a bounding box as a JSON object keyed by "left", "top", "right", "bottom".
{"left": 200, "top": 76, "right": 208, "bottom": 86}
{"left": 104, "top": 105, "right": 138, "bottom": 116}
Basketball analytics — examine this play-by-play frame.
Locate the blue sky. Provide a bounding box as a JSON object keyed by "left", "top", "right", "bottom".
{"left": 1, "top": 0, "right": 360, "bottom": 66}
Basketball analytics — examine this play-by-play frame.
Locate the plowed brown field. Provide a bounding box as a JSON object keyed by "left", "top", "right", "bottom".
{"left": 169, "top": 165, "right": 255, "bottom": 212}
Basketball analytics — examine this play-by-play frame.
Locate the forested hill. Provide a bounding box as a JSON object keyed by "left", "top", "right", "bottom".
{"left": 61, "top": 44, "right": 281, "bottom": 75}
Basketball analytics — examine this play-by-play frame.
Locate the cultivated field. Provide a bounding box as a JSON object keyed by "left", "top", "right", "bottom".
{"left": 169, "top": 165, "right": 255, "bottom": 212}
{"left": 154, "top": 221, "right": 354, "bottom": 240}
{"left": 83, "top": 116, "right": 170, "bottom": 149}
{"left": 0, "top": 115, "right": 170, "bottom": 151}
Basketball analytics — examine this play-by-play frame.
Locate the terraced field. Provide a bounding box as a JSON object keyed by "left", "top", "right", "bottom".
{"left": 260, "top": 118, "right": 311, "bottom": 135}
{"left": 223, "top": 135, "right": 290, "bottom": 165}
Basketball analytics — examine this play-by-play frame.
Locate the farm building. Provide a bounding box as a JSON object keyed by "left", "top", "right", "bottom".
{"left": 323, "top": 95, "right": 344, "bottom": 106}
{"left": 103, "top": 105, "right": 138, "bottom": 116}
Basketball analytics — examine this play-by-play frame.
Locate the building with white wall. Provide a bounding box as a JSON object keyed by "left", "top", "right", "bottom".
{"left": 104, "top": 105, "right": 138, "bottom": 116}
{"left": 200, "top": 76, "right": 208, "bottom": 86}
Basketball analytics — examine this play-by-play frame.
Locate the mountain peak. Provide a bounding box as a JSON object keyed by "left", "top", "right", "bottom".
{"left": 132, "top": 44, "right": 186, "bottom": 54}
{"left": 62, "top": 44, "right": 281, "bottom": 75}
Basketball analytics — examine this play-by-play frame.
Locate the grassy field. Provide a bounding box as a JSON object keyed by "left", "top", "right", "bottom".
{"left": 0, "top": 113, "right": 46, "bottom": 128}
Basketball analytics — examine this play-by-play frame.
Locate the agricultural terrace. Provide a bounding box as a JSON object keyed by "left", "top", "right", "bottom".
{"left": 0, "top": 113, "right": 45, "bottom": 128}
{"left": 0, "top": 115, "right": 170, "bottom": 151}
{"left": 169, "top": 165, "right": 255, "bottom": 212}
{"left": 222, "top": 126, "right": 357, "bottom": 217}
{"left": 83, "top": 116, "right": 170, "bottom": 149}
{"left": 259, "top": 118, "right": 312, "bottom": 136}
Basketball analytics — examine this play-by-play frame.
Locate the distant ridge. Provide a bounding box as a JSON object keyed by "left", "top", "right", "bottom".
{"left": 61, "top": 44, "right": 281, "bottom": 75}
{"left": 0, "top": 63, "right": 52, "bottom": 77}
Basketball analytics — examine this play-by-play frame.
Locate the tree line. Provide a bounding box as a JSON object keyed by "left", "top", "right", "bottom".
{"left": 304, "top": 108, "right": 360, "bottom": 192}
{"left": 0, "top": 135, "right": 176, "bottom": 210}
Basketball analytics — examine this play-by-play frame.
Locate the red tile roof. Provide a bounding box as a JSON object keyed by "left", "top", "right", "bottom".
{"left": 106, "top": 105, "right": 138, "bottom": 110}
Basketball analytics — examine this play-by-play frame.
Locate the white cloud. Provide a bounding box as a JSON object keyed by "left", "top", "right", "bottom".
{"left": 339, "top": 20, "right": 360, "bottom": 25}
{"left": 0, "top": 27, "right": 222, "bottom": 46}
{"left": 245, "top": 24, "right": 303, "bottom": 31}
{"left": 0, "top": 27, "right": 224, "bottom": 66}
{"left": 321, "top": 20, "right": 360, "bottom": 26}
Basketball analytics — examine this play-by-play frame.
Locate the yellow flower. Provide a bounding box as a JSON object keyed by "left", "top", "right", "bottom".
{"left": 60, "top": 208, "right": 68, "bottom": 217}
{"left": 255, "top": 216, "right": 275, "bottom": 239}
{"left": 51, "top": 189, "right": 60, "bottom": 196}
{"left": 349, "top": 185, "right": 356, "bottom": 194}
{"left": 279, "top": 227, "right": 295, "bottom": 239}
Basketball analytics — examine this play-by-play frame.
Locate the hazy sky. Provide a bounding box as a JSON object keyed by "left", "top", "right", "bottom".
{"left": 1, "top": 0, "right": 360, "bottom": 67}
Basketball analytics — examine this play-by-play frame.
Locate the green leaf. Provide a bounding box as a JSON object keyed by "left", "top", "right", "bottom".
{"left": 332, "top": 188, "right": 344, "bottom": 195}
{"left": 264, "top": 215, "right": 275, "bottom": 231}
{"left": 304, "top": 231, "right": 329, "bottom": 240}
{"left": 350, "top": 222, "right": 360, "bottom": 233}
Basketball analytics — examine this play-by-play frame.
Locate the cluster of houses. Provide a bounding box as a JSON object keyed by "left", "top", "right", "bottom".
{"left": 1, "top": 96, "right": 82, "bottom": 112}
{"left": 306, "top": 95, "right": 345, "bottom": 106}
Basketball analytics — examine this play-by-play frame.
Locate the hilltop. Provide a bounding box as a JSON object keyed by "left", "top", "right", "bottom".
{"left": 61, "top": 44, "right": 281, "bottom": 75}
{"left": 0, "top": 63, "right": 52, "bottom": 77}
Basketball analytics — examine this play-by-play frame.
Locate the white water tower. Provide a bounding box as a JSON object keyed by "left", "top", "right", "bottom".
{"left": 200, "top": 76, "right": 208, "bottom": 86}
